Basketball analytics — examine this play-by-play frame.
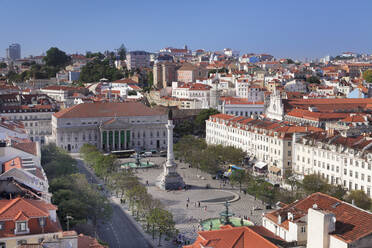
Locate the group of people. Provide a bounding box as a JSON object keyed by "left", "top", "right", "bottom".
{"left": 185, "top": 197, "right": 207, "bottom": 211}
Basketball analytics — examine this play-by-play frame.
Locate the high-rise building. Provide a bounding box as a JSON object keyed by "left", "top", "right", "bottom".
{"left": 6, "top": 43, "right": 21, "bottom": 61}
{"left": 126, "top": 50, "right": 150, "bottom": 69}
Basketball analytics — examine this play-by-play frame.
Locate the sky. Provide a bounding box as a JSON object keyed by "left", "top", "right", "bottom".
{"left": 1, "top": 0, "right": 371, "bottom": 60}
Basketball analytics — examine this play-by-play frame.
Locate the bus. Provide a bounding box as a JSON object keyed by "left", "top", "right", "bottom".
{"left": 223, "top": 164, "right": 244, "bottom": 178}
{"left": 111, "top": 149, "right": 136, "bottom": 158}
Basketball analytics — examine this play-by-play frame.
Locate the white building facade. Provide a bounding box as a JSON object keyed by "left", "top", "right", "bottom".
{"left": 50, "top": 102, "right": 168, "bottom": 153}
{"left": 293, "top": 132, "right": 372, "bottom": 198}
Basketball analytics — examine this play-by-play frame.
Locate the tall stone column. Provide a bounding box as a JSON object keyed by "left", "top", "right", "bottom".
{"left": 124, "top": 130, "right": 127, "bottom": 150}
{"left": 118, "top": 130, "right": 121, "bottom": 150}
{"left": 157, "top": 109, "right": 185, "bottom": 190}
{"left": 101, "top": 131, "right": 103, "bottom": 150}
{"left": 113, "top": 130, "right": 116, "bottom": 151}
{"left": 106, "top": 131, "right": 109, "bottom": 152}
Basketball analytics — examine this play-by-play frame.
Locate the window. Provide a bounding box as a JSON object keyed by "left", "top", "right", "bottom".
{"left": 16, "top": 222, "right": 27, "bottom": 232}
{"left": 0, "top": 221, "right": 3, "bottom": 230}
{"left": 17, "top": 240, "right": 27, "bottom": 245}
{"left": 301, "top": 226, "right": 306, "bottom": 233}
{"left": 39, "top": 217, "right": 46, "bottom": 227}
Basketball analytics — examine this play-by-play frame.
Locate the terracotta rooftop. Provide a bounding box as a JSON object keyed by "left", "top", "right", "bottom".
{"left": 184, "top": 225, "right": 278, "bottom": 248}
{"left": 264, "top": 192, "right": 372, "bottom": 243}
{"left": 12, "top": 142, "right": 38, "bottom": 156}
{"left": 2, "top": 157, "right": 22, "bottom": 173}
{"left": 53, "top": 102, "right": 165, "bottom": 119}
{"left": 78, "top": 233, "right": 106, "bottom": 248}
{"left": 0, "top": 198, "right": 60, "bottom": 238}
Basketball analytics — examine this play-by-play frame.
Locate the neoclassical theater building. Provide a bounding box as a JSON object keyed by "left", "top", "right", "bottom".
{"left": 49, "top": 102, "right": 168, "bottom": 152}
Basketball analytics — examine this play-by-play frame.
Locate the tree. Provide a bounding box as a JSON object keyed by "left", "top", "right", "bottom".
{"left": 0, "top": 62, "right": 7, "bottom": 68}
{"left": 117, "top": 44, "right": 127, "bottom": 60}
{"left": 363, "top": 70, "right": 372, "bottom": 83}
{"left": 79, "top": 58, "right": 123, "bottom": 83}
{"left": 43, "top": 47, "right": 71, "bottom": 68}
{"left": 306, "top": 76, "right": 321, "bottom": 84}
{"left": 345, "top": 190, "right": 372, "bottom": 210}
{"left": 86, "top": 52, "right": 104, "bottom": 60}
{"left": 287, "top": 59, "right": 295, "bottom": 64}
{"left": 230, "top": 170, "right": 247, "bottom": 192}
{"left": 41, "top": 144, "right": 77, "bottom": 180}
{"left": 148, "top": 208, "right": 175, "bottom": 246}
{"left": 301, "top": 174, "right": 328, "bottom": 194}
{"left": 194, "top": 108, "right": 220, "bottom": 135}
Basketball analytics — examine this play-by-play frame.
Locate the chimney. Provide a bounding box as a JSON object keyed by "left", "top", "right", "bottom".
{"left": 307, "top": 208, "right": 336, "bottom": 248}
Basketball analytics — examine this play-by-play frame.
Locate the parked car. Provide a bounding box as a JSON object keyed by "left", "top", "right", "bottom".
{"left": 143, "top": 151, "right": 152, "bottom": 157}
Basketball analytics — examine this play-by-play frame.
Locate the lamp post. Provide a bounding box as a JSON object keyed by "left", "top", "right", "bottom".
{"left": 66, "top": 215, "right": 73, "bottom": 231}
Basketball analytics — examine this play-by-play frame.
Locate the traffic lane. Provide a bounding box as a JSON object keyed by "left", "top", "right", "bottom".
{"left": 73, "top": 156, "right": 153, "bottom": 248}
{"left": 110, "top": 204, "right": 153, "bottom": 248}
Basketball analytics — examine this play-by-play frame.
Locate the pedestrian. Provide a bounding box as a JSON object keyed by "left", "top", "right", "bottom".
{"left": 250, "top": 210, "right": 252, "bottom": 215}
{"left": 198, "top": 201, "right": 200, "bottom": 207}
{"left": 146, "top": 180, "right": 149, "bottom": 186}
{"left": 186, "top": 203, "right": 189, "bottom": 208}
{"left": 204, "top": 206, "right": 207, "bottom": 211}
{"left": 194, "top": 202, "right": 197, "bottom": 207}
{"left": 187, "top": 197, "right": 190, "bottom": 203}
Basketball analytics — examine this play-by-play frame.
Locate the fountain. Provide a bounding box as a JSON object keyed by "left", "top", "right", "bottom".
{"left": 121, "top": 153, "right": 155, "bottom": 169}
{"left": 200, "top": 201, "right": 253, "bottom": 230}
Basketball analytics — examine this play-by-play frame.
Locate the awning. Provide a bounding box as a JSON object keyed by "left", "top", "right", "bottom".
{"left": 254, "top": 162, "right": 267, "bottom": 169}
{"left": 269, "top": 166, "right": 281, "bottom": 174}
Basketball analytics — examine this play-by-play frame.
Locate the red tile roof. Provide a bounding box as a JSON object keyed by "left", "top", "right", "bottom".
{"left": 184, "top": 225, "right": 278, "bottom": 248}
{"left": 113, "top": 78, "right": 138, "bottom": 84}
{"left": 53, "top": 102, "right": 164, "bottom": 119}
{"left": 0, "top": 198, "right": 60, "bottom": 238}
{"left": 264, "top": 192, "right": 372, "bottom": 243}
{"left": 12, "top": 142, "right": 38, "bottom": 156}
{"left": 78, "top": 233, "right": 106, "bottom": 248}
{"left": 2, "top": 157, "right": 22, "bottom": 173}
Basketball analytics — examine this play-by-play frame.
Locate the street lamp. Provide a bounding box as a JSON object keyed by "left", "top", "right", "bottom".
{"left": 66, "top": 215, "right": 74, "bottom": 231}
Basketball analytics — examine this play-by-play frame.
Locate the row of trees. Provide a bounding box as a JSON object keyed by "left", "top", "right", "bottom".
{"left": 174, "top": 135, "right": 246, "bottom": 174}
{"left": 41, "top": 144, "right": 112, "bottom": 232}
{"left": 174, "top": 136, "right": 372, "bottom": 210}
{"left": 174, "top": 108, "right": 219, "bottom": 137}
{"left": 80, "top": 144, "right": 176, "bottom": 245}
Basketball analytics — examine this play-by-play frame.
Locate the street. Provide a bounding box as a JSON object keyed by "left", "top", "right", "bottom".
{"left": 72, "top": 154, "right": 153, "bottom": 248}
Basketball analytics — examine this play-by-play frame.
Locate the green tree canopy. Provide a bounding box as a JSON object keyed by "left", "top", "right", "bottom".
{"left": 363, "top": 70, "right": 372, "bottom": 83}
{"left": 194, "top": 108, "right": 220, "bottom": 135}
{"left": 79, "top": 58, "right": 124, "bottom": 83}
{"left": 43, "top": 47, "right": 71, "bottom": 68}
{"left": 345, "top": 190, "right": 372, "bottom": 210}
{"left": 0, "top": 62, "right": 7, "bottom": 68}
{"left": 301, "top": 174, "right": 329, "bottom": 194}
{"left": 118, "top": 44, "right": 127, "bottom": 60}
{"left": 306, "top": 76, "right": 321, "bottom": 84}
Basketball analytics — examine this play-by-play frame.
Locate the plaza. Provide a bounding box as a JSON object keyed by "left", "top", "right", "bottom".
{"left": 119, "top": 156, "right": 271, "bottom": 244}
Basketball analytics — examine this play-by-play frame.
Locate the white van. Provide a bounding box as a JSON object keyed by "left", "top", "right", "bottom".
{"left": 144, "top": 152, "right": 152, "bottom": 157}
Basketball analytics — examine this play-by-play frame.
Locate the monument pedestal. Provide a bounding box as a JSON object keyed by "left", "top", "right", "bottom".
{"left": 157, "top": 161, "right": 185, "bottom": 190}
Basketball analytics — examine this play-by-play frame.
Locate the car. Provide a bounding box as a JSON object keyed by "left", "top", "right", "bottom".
{"left": 143, "top": 151, "right": 152, "bottom": 157}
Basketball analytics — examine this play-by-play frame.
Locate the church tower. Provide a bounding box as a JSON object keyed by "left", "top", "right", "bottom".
{"left": 265, "top": 87, "right": 284, "bottom": 121}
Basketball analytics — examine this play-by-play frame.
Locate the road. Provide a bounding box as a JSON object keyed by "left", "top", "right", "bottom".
{"left": 72, "top": 154, "right": 153, "bottom": 248}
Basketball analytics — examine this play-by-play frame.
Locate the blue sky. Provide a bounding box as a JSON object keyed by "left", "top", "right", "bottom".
{"left": 1, "top": 0, "right": 371, "bottom": 60}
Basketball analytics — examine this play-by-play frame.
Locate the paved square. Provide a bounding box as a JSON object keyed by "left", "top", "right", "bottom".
{"left": 120, "top": 156, "right": 272, "bottom": 244}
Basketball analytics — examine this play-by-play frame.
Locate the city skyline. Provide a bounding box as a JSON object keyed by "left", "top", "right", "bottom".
{"left": 1, "top": 0, "right": 372, "bottom": 60}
